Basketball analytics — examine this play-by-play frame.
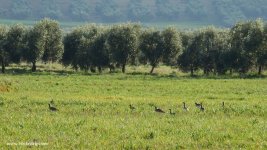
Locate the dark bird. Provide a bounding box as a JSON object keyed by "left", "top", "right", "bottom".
{"left": 50, "top": 100, "right": 54, "bottom": 104}
{"left": 200, "top": 103, "right": 205, "bottom": 111}
{"left": 222, "top": 102, "right": 225, "bottom": 108}
{"left": 48, "top": 104, "right": 58, "bottom": 112}
{"left": 169, "top": 109, "right": 175, "bottom": 115}
{"left": 154, "top": 106, "right": 165, "bottom": 113}
{"left": 183, "top": 102, "right": 189, "bottom": 111}
{"left": 129, "top": 104, "right": 136, "bottom": 110}
{"left": 195, "top": 102, "right": 201, "bottom": 108}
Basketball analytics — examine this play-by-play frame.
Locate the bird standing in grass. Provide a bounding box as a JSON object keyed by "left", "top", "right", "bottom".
{"left": 129, "top": 104, "right": 135, "bottom": 110}
{"left": 222, "top": 102, "right": 225, "bottom": 108}
{"left": 48, "top": 103, "right": 58, "bottom": 112}
{"left": 169, "top": 109, "right": 175, "bottom": 115}
{"left": 195, "top": 102, "right": 201, "bottom": 108}
{"left": 200, "top": 103, "right": 205, "bottom": 111}
{"left": 183, "top": 102, "right": 189, "bottom": 111}
{"left": 154, "top": 106, "right": 165, "bottom": 113}
{"left": 50, "top": 100, "right": 54, "bottom": 104}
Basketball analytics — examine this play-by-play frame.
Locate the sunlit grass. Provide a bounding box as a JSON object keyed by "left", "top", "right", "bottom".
{"left": 0, "top": 66, "right": 266, "bottom": 149}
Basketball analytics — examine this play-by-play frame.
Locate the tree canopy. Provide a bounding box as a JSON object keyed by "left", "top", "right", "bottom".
{"left": 0, "top": 18, "right": 267, "bottom": 75}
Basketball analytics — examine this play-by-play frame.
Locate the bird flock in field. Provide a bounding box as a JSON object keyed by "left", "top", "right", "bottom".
{"left": 150, "top": 102, "right": 206, "bottom": 114}
{"left": 48, "top": 100, "right": 225, "bottom": 115}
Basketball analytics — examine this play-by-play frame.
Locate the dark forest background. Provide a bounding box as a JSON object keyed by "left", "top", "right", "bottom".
{"left": 0, "top": 0, "right": 267, "bottom": 26}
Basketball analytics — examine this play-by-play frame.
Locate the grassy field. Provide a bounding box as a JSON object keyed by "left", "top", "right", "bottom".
{"left": 0, "top": 66, "right": 267, "bottom": 149}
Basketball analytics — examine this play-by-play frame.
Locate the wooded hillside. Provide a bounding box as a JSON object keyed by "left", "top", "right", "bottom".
{"left": 0, "top": 0, "right": 267, "bottom": 26}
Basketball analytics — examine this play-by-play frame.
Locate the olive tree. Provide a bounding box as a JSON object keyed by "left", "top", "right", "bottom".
{"left": 198, "top": 27, "right": 218, "bottom": 75}
{"left": 24, "top": 22, "right": 46, "bottom": 72}
{"left": 139, "top": 29, "right": 164, "bottom": 74}
{"left": 161, "top": 27, "right": 182, "bottom": 65}
{"left": 3, "top": 24, "right": 27, "bottom": 72}
{"left": 230, "top": 20, "right": 264, "bottom": 73}
{"left": 41, "top": 18, "right": 63, "bottom": 63}
{"left": 197, "top": 27, "right": 231, "bottom": 75}
{"left": 63, "top": 24, "right": 106, "bottom": 72}
{"left": 213, "top": 30, "right": 231, "bottom": 75}
{"left": 24, "top": 18, "right": 63, "bottom": 71}
{"left": 255, "top": 19, "right": 267, "bottom": 75}
{"left": 139, "top": 27, "right": 182, "bottom": 74}
{"left": 177, "top": 31, "right": 201, "bottom": 76}
{"left": 0, "top": 25, "right": 8, "bottom": 73}
{"left": 89, "top": 30, "right": 110, "bottom": 73}
{"left": 106, "top": 23, "right": 140, "bottom": 73}
{"left": 63, "top": 27, "right": 86, "bottom": 70}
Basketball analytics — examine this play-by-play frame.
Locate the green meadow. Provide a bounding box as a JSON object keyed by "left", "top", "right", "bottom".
{"left": 0, "top": 66, "right": 266, "bottom": 149}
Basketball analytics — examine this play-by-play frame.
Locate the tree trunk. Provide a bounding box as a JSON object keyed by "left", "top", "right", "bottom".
{"left": 122, "top": 64, "right": 126, "bottom": 73}
{"left": 150, "top": 65, "right": 155, "bottom": 74}
{"left": 32, "top": 61, "right": 37, "bottom": 72}
{"left": 213, "top": 68, "right": 217, "bottom": 75}
{"left": 204, "top": 68, "right": 207, "bottom": 75}
{"left": 109, "top": 64, "right": 115, "bottom": 73}
{"left": 258, "top": 65, "right": 262, "bottom": 75}
{"left": 1, "top": 60, "right": 5, "bottom": 73}
{"left": 90, "top": 66, "right": 96, "bottom": 73}
{"left": 230, "top": 69, "right": 233, "bottom": 75}
{"left": 98, "top": 66, "right": 102, "bottom": 73}
{"left": 190, "top": 67, "right": 194, "bottom": 76}
{"left": 205, "top": 68, "right": 209, "bottom": 75}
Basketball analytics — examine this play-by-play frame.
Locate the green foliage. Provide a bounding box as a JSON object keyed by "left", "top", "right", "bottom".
{"left": 213, "top": 30, "right": 231, "bottom": 74}
{"left": 62, "top": 30, "right": 82, "bottom": 69}
{"left": 89, "top": 30, "right": 110, "bottom": 72}
{"left": 24, "top": 22, "right": 46, "bottom": 71}
{"left": 40, "top": 18, "right": 63, "bottom": 63}
{"left": 0, "top": 18, "right": 267, "bottom": 75}
{"left": 4, "top": 24, "right": 27, "bottom": 64}
{"left": 161, "top": 27, "right": 182, "bottom": 65}
{"left": 178, "top": 31, "right": 202, "bottom": 75}
{"left": 139, "top": 29, "right": 165, "bottom": 73}
{"left": 256, "top": 22, "right": 267, "bottom": 74}
{"left": 75, "top": 25, "right": 100, "bottom": 71}
{"left": 106, "top": 23, "right": 141, "bottom": 73}
{"left": 0, "top": 25, "right": 8, "bottom": 73}
{"left": 24, "top": 18, "right": 63, "bottom": 71}
{"left": 245, "top": 19, "right": 265, "bottom": 75}
{"left": 195, "top": 27, "right": 231, "bottom": 75}
{"left": 63, "top": 24, "right": 109, "bottom": 72}
{"left": 139, "top": 27, "right": 182, "bottom": 73}
{"left": 230, "top": 20, "right": 264, "bottom": 73}
{"left": 0, "top": 25, "right": 8, "bottom": 55}
{"left": 197, "top": 27, "right": 218, "bottom": 74}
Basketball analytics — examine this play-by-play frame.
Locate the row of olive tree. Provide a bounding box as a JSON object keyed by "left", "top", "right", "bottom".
{"left": 62, "top": 24, "right": 182, "bottom": 74}
{"left": 0, "top": 18, "right": 266, "bottom": 75}
{"left": 178, "top": 19, "right": 267, "bottom": 75}
{"left": 0, "top": 18, "right": 63, "bottom": 73}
